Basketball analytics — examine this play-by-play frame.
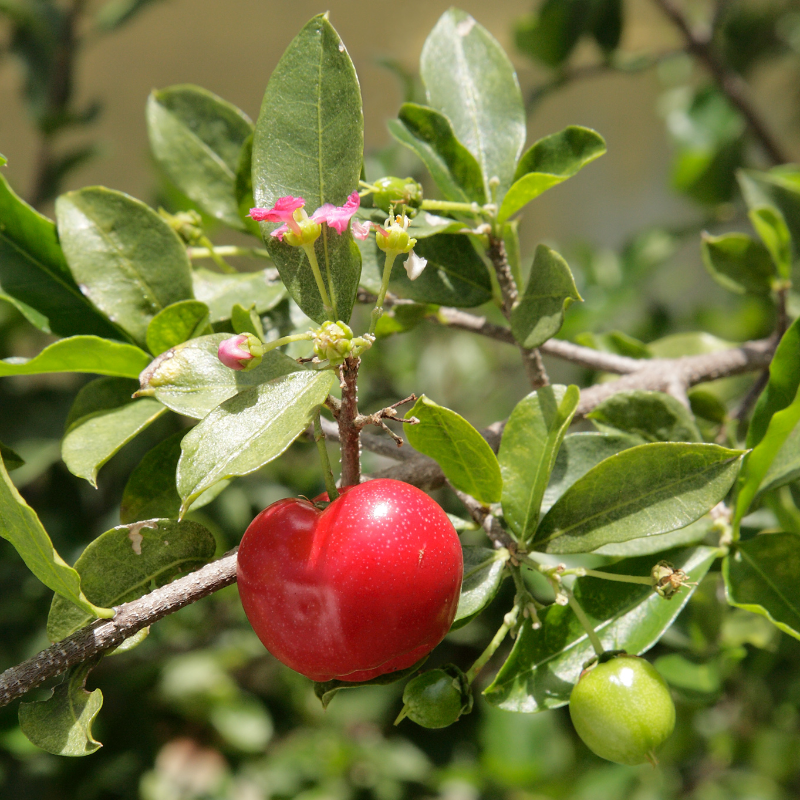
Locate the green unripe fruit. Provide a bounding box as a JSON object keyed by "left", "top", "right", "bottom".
{"left": 397, "top": 666, "right": 472, "bottom": 729}
{"left": 373, "top": 176, "right": 423, "bottom": 213}
{"left": 569, "top": 654, "right": 675, "bottom": 766}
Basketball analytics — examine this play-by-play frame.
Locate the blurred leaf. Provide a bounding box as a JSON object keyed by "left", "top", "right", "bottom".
{"left": 0, "top": 455, "right": 111, "bottom": 618}
{"left": 253, "top": 14, "right": 363, "bottom": 324}
{"left": 750, "top": 206, "right": 792, "bottom": 280}
{"left": 499, "top": 385, "right": 580, "bottom": 542}
{"left": 591, "top": 0, "right": 623, "bottom": 52}
{"left": 388, "top": 103, "right": 486, "bottom": 203}
{"left": 514, "top": 0, "right": 589, "bottom": 68}
{"left": 576, "top": 330, "right": 652, "bottom": 359}
{"left": 511, "top": 245, "right": 581, "bottom": 348}
{"left": 533, "top": 443, "right": 745, "bottom": 553}
{"left": 146, "top": 300, "right": 212, "bottom": 356}
{"left": 738, "top": 168, "right": 800, "bottom": 258}
{"left": 192, "top": 267, "right": 285, "bottom": 323}
{"left": 484, "top": 546, "right": 717, "bottom": 711}
{"left": 139, "top": 334, "right": 304, "bottom": 419}
{"left": 19, "top": 659, "right": 103, "bottom": 756}
{"left": 421, "top": 8, "right": 525, "bottom": 201}
{"left": 452, "top": 546, "right": 509, "bottom": 629}
{"left": 405, "top": 395, "right": 502, "bottom": 504}
{"left": 701, "top": 232, "right": 775, "bottom": 295}
{"left": 47, "top": 519, "right": 215, "bottom": 641}
{"left": 0, "top": 336, "right": 150, "bottom": 378}
{"left": 654, "top": 652, "right": 722, "bottom": 695}
{"left": 588, "top": 390, "right": 702, "bottom": 442}
{"left": 0, "top": 290, "right": 50, "bottom": 331}
{"left": 176, "top": 368, "right": 335, "bottom": 513}
{"left": 56, "top": 187, "right": 194, "bottom": 347}
{"left": 147, "top": 85, "right": 254, "bottom": 229}
{"left": 0, "top": 441, "right": 24, "bottom": 471}
{"left": 374, "top": 304, "right": 437, "bottom": 339}
{"left": 61, "top": 377, "right": 166, "bottom": 486}
{"left": 724, "top": 532, "right": 800, "bottom": 640}
{"left": 0, "top": 174, "right": 121, "bottom": 338}
{"left": 757, "top": 425, "right": 800, "bottom": 497}
{"left": 498, "top": 127, "right": 606, "bottom": 223}
{"left": 234, "top": 133, "right": 261, "bottom": 235}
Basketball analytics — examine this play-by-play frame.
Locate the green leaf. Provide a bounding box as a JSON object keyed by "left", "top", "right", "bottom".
{"left": 359, "top": 233, "right": 492, "bottom": 308}
{"left": 0, "top": 289, "right": 50, "bottom": 330}
{"left": 421, "top": 9, "right": 525, "bottom": 202}
{"left": 177, "top": 368, "right": 335, "bottom": 513}
{"left": 0, "top": 336, "right": 151, "bottom": 378}
{"left": 724, "top": 532, "right": 800, "bottom": 640}
{"left": 484, "top": 546, "right": 717, "bottom": 711}
{"left": 0, "top": 173, "right": 120, "bottom": 338}
{"left": 510, "top": 245, "right": 581, "bottom": 348}
{"left": 533, "top": 443, "right": 745, "bottom": 554}
{"left": 404, "top": 395, "right": 502, "bottom": 504}
{"left": 231, "top": 303, "right": 264, "bottom": 339}
{"left": 498, "top": 126, "right": 606, "bottom": 224}
{"left": 591, "top": 0, "right": 623, "bottom": 52}
{"left": 0, "top": 455, "right": 111, "bottom": 619}
{"left": 146, "top": 300, "right": 212, "bottom": 356}
{"left": 47, "top": 519, "right": 216, "bottom": 642}
{"left": 192, "top": 267, "right": 285, "bottom": 323}
{"left": 19, "top": 659, "right": 103, "bottom": 756}
{"left": 56, "top": 188, "right": 194, "bottom": 347}
{"left": 252, "top": 14, "right": 363, "bottom": 324}
{"left": 594, "top": 516, "right": 715, "bottom": 557}
{"left": 587, "top": 390, "right": 702, "bottom": 443}
{"left": 451, "top": 546, "right": 510, "bottom": 629}
{"left": 138, "top": 334, "right": 305, "bottom": 419}
{"left": 749, "top": 206, "right": 792, "bottom": 280}
{"left": 738, "top": 168, "right": 800, "bottom": 257}
{"left": 499, "top": 385, "right": 580, "bottom": 542}
{"left": 700, "top": 232, "right": 775, "bottom": 295}
{"left": 388, "top": 103, "right": 486, "bottom": 204}
{"left": 147, "top": 85, "right": 254, "bottom": 229}
{"left": 757, "top": 425, "right": 800, "bottom": 497}
{"left": 0, "top": 441, "right": 24, "bottom": 471}
{"left": 61, "top": 378, "right": 166, "bottom": 486}
{"left": 235, "top": 133, "right": 261, "bottom": 236}
{"left": 514, "top": 0, "right": 589, "bottom": 68}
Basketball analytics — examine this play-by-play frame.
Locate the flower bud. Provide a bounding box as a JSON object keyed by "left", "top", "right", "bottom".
{"left": 218, "top": 333, "right": 265, "bottom": 371}
{"left": 376, "top": 215, "right": 417, "bottom": 255}
{"left": 373, "top": 176, "right": 423, "bottom": 213}
{"left": 311, "top": 321, "right": 374, "bottom": 366}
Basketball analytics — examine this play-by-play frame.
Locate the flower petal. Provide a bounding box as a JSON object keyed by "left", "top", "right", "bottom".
{"left": 351, "top": 219, "right": 373, "bottom": 240}
{"left": 310, "top": 191, "right": 361, "bottom": 234}
{"left": 249, "top": 195, "right": 305, "bottom": 224}
{"left": 270, "top": 223, "right": 288, "bottom": 241}
{"left": 218, "top": 334, "right": 252, "bottom": 370}
{"left": 403, "top": 250, "right": 427, "bottom": 280}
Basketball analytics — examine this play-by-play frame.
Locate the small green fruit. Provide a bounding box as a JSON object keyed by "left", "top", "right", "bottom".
{"left": 373, "top": 176, "right": 423, "bottom": 213}
{"left": 397, "top": 666, "right": 472, "bottom": 729}
{"left": 569, "top": 654, "right": 675, "bottom": 766}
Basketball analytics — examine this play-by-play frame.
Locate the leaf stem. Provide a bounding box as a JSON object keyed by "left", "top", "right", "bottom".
{"left": 188, "top": 246, "right": 271, "bottom": 260}
{"left": 569, "top": 568, "right": 654, "bottom": 586}
{"left": 465, "top": 604, "right": 519, "bottom": 684}
{"left": 301, "top": 243, "right": 335, "bottom": 320}
{"left": 313, "top": 409, "right": 339, "bottom": 501}
{"left": 565, "top": 589, "right": 604, "bottom": 656}
{"left": 199, "top": 236, "right": 237, "bottom": 274}
{"left": 369, "top": 251, "right": 398, "bottom": 335}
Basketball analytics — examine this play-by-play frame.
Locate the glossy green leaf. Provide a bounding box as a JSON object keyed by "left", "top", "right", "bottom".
{"left": 750, "top": 206, "right": 792, "bottom": 280}
{"left": 146, "top": 300, "right": 212, "bottom": 356}
{"left": 0, "top": 336, "right": 150, "bottom": 379}
{"left": 451, "top": 546, "right": 510, "bottom": 630}
{"left": 0, "top": 441, "right": 24, "bottom": 471}
{"left": 147, "top": 85, "right": 254, "bottom": 229}
{"left": 138, "top": 334, "right": 305, "bottom": 419}
{"left": 499, "top": 385, "right": 580, "bottom": 542}
{"left": 510, "top": 245, "right": 581, "bottom": 348}
{"left": 0, "top": 289, "right": 50, "bottom": 331}
{"left": 594, "top": 516, "right": 715, "bottom": 557}
{"left": 700, "top": 232, "right": 775, "bottom": 295}
{"left": 192, "top": 267, "right": 285, "bottom": 323}
{"left": 484, "top": 546, "right": 717, "bottom": 711}
{"left": 56, "top": 187, "right": 194, "bottom": 347}
{"left": 0, "top": 174, "right": 120, "bottom": 338}
{"left": 405, "top": 395, "right": 501, "bottom": 504}
{"left": 757, "top": 425, "right": 800, "bottom": 497}
{"left": 61, "top": 377, "right": 166, "bottom": 486}
{"left": 498, "top": 126, "right": 606, "bottom": 224}
{"left": 177, "top": 368, "right": 335, "bottom": 513}
{"left": 588, "top": 390, "right": 702, "bottom": 443}
{"left": 19, "top": 659, "right": 103, "bottom": 756}
{"left": 533, "top": 443, "right": 745, "bottom": 554}
{"left": 47, "top": 519, "right": 216, "bottom": 642}
{"left": 724, "top": 533, "right": 800, "bottom": 640}
{"left": 421, "top": 9, "right": 525, "bottom": 202}
{"left": 252, "top": 14, "right": 363, "bottom": 324}
{"left": 0, "top": 455, "right": 111, "bottom": 619}
{"left": 388, "top": 103, "right": 486, "bottom": 204}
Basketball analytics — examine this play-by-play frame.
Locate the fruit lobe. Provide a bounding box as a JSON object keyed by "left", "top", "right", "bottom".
{"left": 236, "top": 478, "right": 463, "bottom": 683}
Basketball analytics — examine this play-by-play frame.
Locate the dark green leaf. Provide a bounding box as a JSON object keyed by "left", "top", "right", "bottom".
{"left": 147, "top": 85, "right": 254, "bottom": 230}
{"left": 0, "top": 289, "right": 50, "bottom": 330}
{"left": 533, "top": 443, "right": 745, "bottom": 554}
{"left": 192, "top": 267, "right": 285, "bottom": 323}
{"left": 146, "top": 300, "right": 212, "bottom": 356}
{"left": 56, "top": 187, "right": 194, "bottom": 347}
{"left": 514, "top": 0, "right": 589, "bottom": 67}
{"left": 19, "top": 659, "right": 103, "bottom": 756}
{"left": 591, "top": 0, "right": 623, "bottom": 52}
{"left": 510, "top": 245, "right": 581, "bottom": 348}
{"left": 0, "top": 173, "right": 120, "bottom": 338}
{"left": 252, "top": 14, "right": 363, "bottom": 324}
{"left": 499, "top": 385, "right": 580, "bottom": 542}
{"left": 388, "top": 103, "right": 486, "bottom": 204}
{"left": 724, "top": 532, "right": 800, "bottom": 640}
{"left": 234, "top": 133, "right": 261, "bottom": 235}
{"left": 700, "top": 232, "right": 775, "bottom": 295}
{"left": 749, "top": 206, "right": 792, "bottom": 280}
{"left": 498, "top": 127, "right": 606, "bottom": 223}
{"left": 405, "top": 395, "right": 502, "bottom": 504}
{"left": 421, "top": 9, "right": 525, "bottom": 202}
{"left": 0, "top": 336, "right": 150, "bottom": 379}
{"left": 452, "top": 546, "right": 509, "bottom": 629}
{"left": 47, "top": 519, "right": 216, "bottom": 642}
{"left": 484, "top": 546, "right": 717, "bottom": 711}
{"left": 588, "top": 390, "right": 702, "bottom": 443}
{"left": 177, "top": 368, "right": 335, "bottom": 513}
{"left": 0, "top": 441, "right": 24, "bottom": 471}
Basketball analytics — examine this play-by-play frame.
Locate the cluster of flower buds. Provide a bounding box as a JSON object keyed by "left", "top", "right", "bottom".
{"left": 159, "top": 209, "right": 204, "bottom": 244}
{"left": 651, "top": 561, "right": 695, "bottom": 599}
{"left": 311, "top": 321, "right": 374, "bottom": 367}
{"left": 217, "top": 333, "right": 265, "bottom": 372}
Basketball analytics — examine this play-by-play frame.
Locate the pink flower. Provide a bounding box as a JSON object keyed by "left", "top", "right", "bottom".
{"left": 249, "top": 195, "right": 304, "bottom": 224}
{"left": 311, "top": 191, "right": 361, "bottom": 234}
{"left": 250, "top": 192, "right": 364, "bottom": 242}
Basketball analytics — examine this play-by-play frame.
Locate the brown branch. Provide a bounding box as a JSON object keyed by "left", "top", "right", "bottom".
{"left": 451, "top": 485, "right": 515, "bottom": 549}
{"left": 337, "top": 356, "right": 362, "bottom": 487}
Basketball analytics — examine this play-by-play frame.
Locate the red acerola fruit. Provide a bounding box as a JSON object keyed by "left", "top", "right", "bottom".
{"left": 236, "top": 478, "right": 463, "bottom": 682}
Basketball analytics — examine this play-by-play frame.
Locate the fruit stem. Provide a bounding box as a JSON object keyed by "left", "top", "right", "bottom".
{"left": 313, "top": 409, "right": 339, "bottom": 501}
{"left": 565, "top": 589, "right": 605, "bottom": 657}
{"left": 465, "top": 604, "right": 519, "bottom": 684}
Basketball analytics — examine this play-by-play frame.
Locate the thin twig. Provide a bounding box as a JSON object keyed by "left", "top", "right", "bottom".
{"left": 338, "top": 356, "right": 362, "bottom": 487}
{"left": 450, "top": 485, "right": 515, "bottom": 549}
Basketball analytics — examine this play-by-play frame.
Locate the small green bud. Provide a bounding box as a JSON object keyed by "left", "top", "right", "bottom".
{"left": 375, "top": 214, "right": 417, "bottom": 255}
{"left": 396, "top": 665, "right": 473, "bottom": 729}
{"left": 311, "top": 321, "right": 374, "bottom": 366}
{"left": 373, "top": 176, "right": 423, "bottom": 213}
{"left": 283, "top": 213, "right": 321, "bottom": 247}
{"left": 159, "top": 209, "right": 203, "bottom": 244}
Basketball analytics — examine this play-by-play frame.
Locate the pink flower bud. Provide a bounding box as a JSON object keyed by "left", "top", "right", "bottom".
{"left": 218, "top": 334, "right": 263, "bottom": 371}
